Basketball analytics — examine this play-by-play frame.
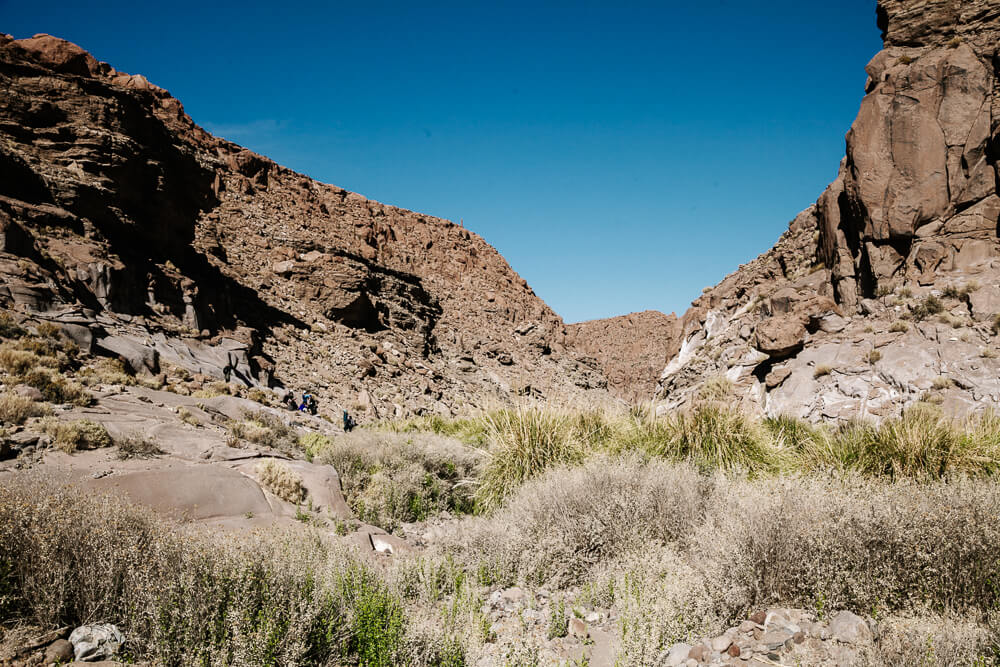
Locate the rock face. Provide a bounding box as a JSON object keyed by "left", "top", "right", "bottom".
{"left": 0, "top": 33, "right": 607, "bottom": 419}
{"left": 657, "top": 0, "right": 1000, "bottom": 420}
{"left": 566, "top": 310, "right": 678, "bottom": 402}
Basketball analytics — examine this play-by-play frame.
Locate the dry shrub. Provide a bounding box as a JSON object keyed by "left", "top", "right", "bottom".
{"left": 115, "top": 432, "right": 165, "bottom": 459}
{"left": 39, "top": 418, "right": 112, "bottom": 453}
{"left": 177, "top": 406, "right": 200, "bottom": 426}
{"left": 0, "top": 476, "right": 462, "bottom": 666}
{"left": 316, "top": 431, "right": 481, "bottom": 531}
{"left": 452, "top": 457, "right": 710, "bottom": 587}
{"left": 448, "top": 458, "right": 1000, "bottom": 623}
{"left": 595, "top": 549, "right": 720, "bottom": 665}
{"left": 0, "top": 391, "right": 50, "bottom": 425}
{"left": 873, "top": 614, "right": 998, "bottom": 666}
{"left": 17, "top": 368, "right": 90, "bottom": 405}
{"left": 228, "top": 411, "right": 299, "bottom": 453}
{"left": 694, "top": 474, "right": 1000, "bottom": 618}
{"left": 76, "top": 357, "right": 136, "bottom": 387}
{"left": 255, "top": 459, "right": 306, "bottom": 504}
{"left": 0, "top": 312, "right": 26, "bottom": 339}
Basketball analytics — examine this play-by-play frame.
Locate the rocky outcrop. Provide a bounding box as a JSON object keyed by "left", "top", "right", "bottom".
{"left": 566, "top": 310, "right": 678, "bottom": 402}
{"left": 656, "top": 0, "right": 1000, "bottom": 421}
{"left": 0, "top": 33, "right": 608, "bottom": 419}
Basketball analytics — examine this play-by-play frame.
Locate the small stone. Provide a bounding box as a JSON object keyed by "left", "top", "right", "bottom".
{"left": 568, "top": 617, "right": 588, "bottom": 639}
{"left": 585, "top": 611, "right": 600, "bottom": 623}
{"left": 727, "top": 644, "right": 741, "bottom": 657}
{"left": 793, "top": 631, "right": 805, "bottom": 644}
{"left": 761, "top": 630, "right": 793, "bottom": 650}
{"left": 738, "top": 620, "right": 757, "bottom": 633}
{"left": 749, "top": 611, "right": 766, "bottom": 625}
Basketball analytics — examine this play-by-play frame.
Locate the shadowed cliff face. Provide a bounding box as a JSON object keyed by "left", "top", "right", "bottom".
{"left": 656, "top": 0, "right": 1000, "bottom": 421}
{"left": 0, "top": 33, "right": 608, "bottom": 419}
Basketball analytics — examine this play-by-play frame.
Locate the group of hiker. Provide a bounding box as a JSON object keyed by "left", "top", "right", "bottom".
{"left": 280, "top": 390, "right": 357, "bottom": 432}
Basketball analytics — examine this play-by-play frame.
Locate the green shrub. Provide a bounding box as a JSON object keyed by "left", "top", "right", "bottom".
{"left": 547, "top": 597, "right": 567, "bottom": 639}
{"left": 317, "top": 431, "right": 480, "bottom": 531}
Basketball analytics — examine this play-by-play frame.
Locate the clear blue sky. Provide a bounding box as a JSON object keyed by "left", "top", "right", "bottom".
{"left": 3, "top": 1, "right": 882, "bottom": 323}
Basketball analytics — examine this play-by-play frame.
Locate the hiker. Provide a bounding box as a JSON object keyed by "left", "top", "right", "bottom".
{"left": 280, "top": 390, "right": 297, "bottom": 411}
{"left": 299, "top": 392, "right": 318, "bottom": 415}
{"left": 343, "top": 410, "right": 356, "bottom": 432}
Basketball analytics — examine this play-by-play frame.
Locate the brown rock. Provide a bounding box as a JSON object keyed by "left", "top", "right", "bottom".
{"left": 753, "top": 317, "right": 806, "bottom": 356}
{"left": 44, "top": 639, "right": 74, "bottom": 663}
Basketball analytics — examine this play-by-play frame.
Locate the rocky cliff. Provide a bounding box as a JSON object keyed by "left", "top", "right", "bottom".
{"left": 566, "top": 310, "right": 678, "bottom": 402}
{"left": 0, "top": 34, "right": 607, "bottom": 419}
{"left": 656, "top": 0, "right": 1000, "bottom": 420}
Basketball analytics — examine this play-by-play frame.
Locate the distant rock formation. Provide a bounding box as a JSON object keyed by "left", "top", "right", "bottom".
{"left": 656, "top": 0, "right": 1000, "bottom": 420}
{"left": 0, "top": 33, "right": 607, "bottom": 419}
{"left": 567, "top": 311, "right": 678, "bottom": 402}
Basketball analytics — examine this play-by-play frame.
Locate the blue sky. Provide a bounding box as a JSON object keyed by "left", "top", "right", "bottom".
{"left": 3, "top": 1, "right": 882, "bottom": 323}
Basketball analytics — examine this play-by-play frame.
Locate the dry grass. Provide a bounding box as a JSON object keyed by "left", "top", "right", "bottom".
{"left": 0, "top": 391, "right": 51, "bottom": 425}
{"left": 698, "top": 375, "right": 733, "bottom": 401}
{"left": 39, "top": 418, "right": 112, "bottom": 453}
{"left": 254, "top": 459, "right": 306, "bottom": 504}
{"left": 889, "top": 320, "right": 909, "bottom": 333}
{"left": 813, "top": 364, "right": 832, "bottom": 378}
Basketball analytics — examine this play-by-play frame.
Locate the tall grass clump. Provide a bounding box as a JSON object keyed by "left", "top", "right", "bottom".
{"left": 474, "top": 406, "right": 583, "bottom": 513}
{"left": 651, "top": 406, "right": 786, "bottom": 475}
{"left": 383, "top": 414, "right": 488, "bottom": 446}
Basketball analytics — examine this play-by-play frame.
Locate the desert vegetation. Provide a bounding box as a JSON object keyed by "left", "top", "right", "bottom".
{"left": 5, "top": 360, "right": 1000, "bottom": 664}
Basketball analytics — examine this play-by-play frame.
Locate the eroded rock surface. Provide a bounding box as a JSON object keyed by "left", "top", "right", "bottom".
{"left": 0, "top": 33, "right": 608, "bottom": 421}
{"left": 656, "top": 0, "right": 1000, "bottom": 421}
{"left": 566, "top": 310, "right": 678, "bottom": 402}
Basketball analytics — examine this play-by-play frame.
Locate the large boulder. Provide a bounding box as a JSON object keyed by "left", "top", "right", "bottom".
{"left": 753, "top": 317, "right": 807, "bottom": 357}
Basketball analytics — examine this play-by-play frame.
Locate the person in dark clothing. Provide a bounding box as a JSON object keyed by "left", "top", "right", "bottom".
{"left": 281, "top": 391, "right": 298, "bottom": 411}
{"left": 342, "top": 410, "right": 357, "bottom": 432}
{"left": 299, "top": 392, "right": 318, "bottom": 415}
